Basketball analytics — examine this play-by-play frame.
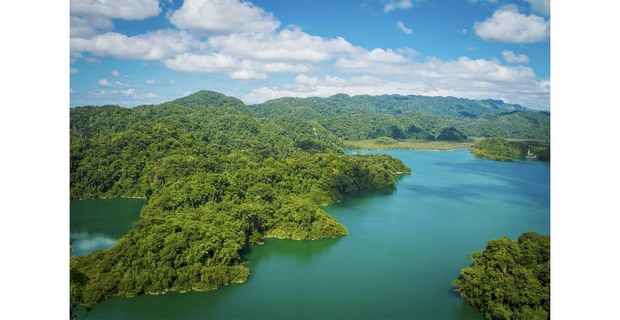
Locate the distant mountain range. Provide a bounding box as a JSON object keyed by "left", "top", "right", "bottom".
{"left": 168, "top": 90, "right": 549, "bottom": 142}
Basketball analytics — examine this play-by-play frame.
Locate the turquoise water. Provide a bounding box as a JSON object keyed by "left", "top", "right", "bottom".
{"left": 70, "top": 198, "right": 146, "bottom": 256}
{"left": 78, "top": 149, "right": 550, "bottom": 319}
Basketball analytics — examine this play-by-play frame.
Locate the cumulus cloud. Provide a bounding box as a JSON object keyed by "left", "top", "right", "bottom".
{"left": 384, "top": 0, "right": 412, "bottom": 13}
{"left": 474, "top": 6, "right": 549, "bottom": 43}
{"left": 397, "top": 21, "right": 413, "bottom": 34}
{"left": 145, "top": 79, "right": 156, "bottom": 85}
{"left": 262, "top": 63, "right": 309, "bottom": 73}
{"left": 71, "top": 30, "right": 198, "bottom": 60}
{"left": 208, "top": 27, "right": 359, "bottom": 63}
{"left": 169, "top": 0, "right": 280, "bottom": 35}
{"left": 70, "top": 0, "right": 161, "bottom": 40}
{"left": 295, "top": 74, "right": 318, "bottom": 87}
{"left": 336, "top": 48, "right": 410, "bottom": 74}
{"left": 502, "top": 50, "right": 529, "bottom": 64}
{"left": 163, "top": 53, "right": 240, "bottom": 73}
{"left": 228, "top": 70, "right": 267, "bottom": 80}
{"left": 111, "top": 70, "right": 120, "bottom": 77}
{"left": 526, "top": 0, "right": 550, "bottom": 16}
{"left": 70, "top": 68, "right": 80, "bottom": 74}
{"left": 70, "top": 15, "right": 114, "bottom": 38}
{"left": 70, "top": 0, "right": 161, "bottom": 20}
{"left": 163, "top": 52, "right": 310, "bottom": 79}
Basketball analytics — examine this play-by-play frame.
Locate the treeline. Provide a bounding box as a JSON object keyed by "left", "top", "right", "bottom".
{"left": 470, "top": 138, "right": 550, "bottom": 162}
{"left": 251, "top": 94, "right": 550, "bottom": 142}
{"left": 453, "top": 232, "right": 550, "bottom": 320}
{"left": 70, "top": 91, "right": 410, "bottom": 309}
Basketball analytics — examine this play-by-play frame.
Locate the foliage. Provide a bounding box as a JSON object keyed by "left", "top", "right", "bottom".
{"left": 70, "top": 91, "right": 411, "bottom": 308}
{"left": 470, "top": 139, "right": 550, "bottom": 162}
{"left": 436, "top": 127, "right": 468, "bottom": 141}
{"left": 250, "top": 94, "right": 549, "bottom": 142}
{"left": 453, "top": 232, "right": 550, "bottom": 320}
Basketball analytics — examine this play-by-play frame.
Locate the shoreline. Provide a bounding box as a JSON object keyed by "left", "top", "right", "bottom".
{"left": 343, "top": 139, "right": 476, "bottom": 151}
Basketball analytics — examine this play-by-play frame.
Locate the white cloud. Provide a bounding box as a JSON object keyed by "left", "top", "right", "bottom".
{"left": 295, "top": 74, "right": 318, "bottom": 86}
{"left": 208, "top": 27, "right": 359, "bottom": 63}
{"left": 145, "top": 79, "right": 156, "bottom": 85}
{"left": 143, "top": 92, "right": 160, "bottom": 99}
{"left": 70, "top": 0, "right": 161, "bottom": 39}
{"left": 98, "top": 79, "right": 112, "bottom": 86}
{"left": 163, "top": 52, "right": 309, "bottom": 79}
{"left": 70, "top": 0, "right": 161, "bottom": 20}
{"left": 397, "top": 21, "right": 413, "bottom": 35}
{"left": 169, "top": 0, "right": 280, "bottom": 35}
{"left": 244, "top": 56, "right": 549, "bottom": 109}
{"left": 395, "top": 47, "right": 417, "bottom": 56}
{"left": 86, "top": 88, "right": 163, "bottom": 105}
{"left": 262, "top": 63, "right": 309, "bottom": 73}
{"left": 324, "top": 75, "right": 348, "bottom": 86}
{"left": 169, "top": 80, "right": 177, "bottom": 85}
{"left": 119, "top": 88, "right": 135, "bottom": 97}
{"left": 70, "top": 68, "right": 80, "bottom": 74}
{"left": 111, "top": 70, "right": 120, "bottom": 77}
{"left": 474, "top": 6, "right": 549, "bottom": 43}
{"left": 71, "top": 30, "right": 198, "bottom": 60}
{"left": 70, "top": 15, "right": 113, "bottom": 38}
{"left": 502, "top": 50, "right": 529, "bottom": 64}
{"left": 336, "top": 48, "right": 410, "bottom": 74}
{"left": 163, "top": 53, "right": 240, "bottom": 73}
{"left": 527, "top": 0, "right": 550, "bottom": 16}
{"left": 98, "top": 79, "right": 129, "bottom": 87}
{"left": 228, "top": 70, "right": 267, "bottom": 80}
{"left": 384, "top": 0, "right": 412, "bottom": 13}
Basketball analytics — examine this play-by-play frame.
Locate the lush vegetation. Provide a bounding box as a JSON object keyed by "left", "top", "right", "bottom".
{"left": 70, "top": 91, "right": 411, "bottom": 309}
{"left": 453, "top": 232, "right": 550, "bottom": 320}
{"left": 71, "top": 90, "right": 550, "bottom": 312}
{"left": 470, "top": 138, "right": 550, "bottom": 162}
{"left": 251, "top": 94, "right": 549, "bottom": 142}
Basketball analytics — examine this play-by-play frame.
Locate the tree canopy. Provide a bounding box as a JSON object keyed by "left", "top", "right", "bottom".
{"left": 70, "top": 91, "right": 411, "bottom": 308}
{"left": 453, "top": 232, "right": 550, "bottom": 320}
{"left": 470, "top": 138, "right": 550, "bottom": 162}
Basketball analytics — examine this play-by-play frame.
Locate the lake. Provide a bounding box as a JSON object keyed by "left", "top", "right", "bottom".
{"left": 72, "top": 149, "right": 550, "bottom": 319}
{"left": 70, "top": 198, "right": 146, "bottom": 256}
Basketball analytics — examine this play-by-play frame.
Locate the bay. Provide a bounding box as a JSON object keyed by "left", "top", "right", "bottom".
{"left": 77, "top": 149, "right": 549, "bottom": 319}
{"left": 70, "top": 198, "right": 146, "bottom": 256}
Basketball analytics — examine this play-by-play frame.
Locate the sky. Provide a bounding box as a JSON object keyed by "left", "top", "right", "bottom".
{"left": 70, "top": 0, "right": 550, "bottom": 109}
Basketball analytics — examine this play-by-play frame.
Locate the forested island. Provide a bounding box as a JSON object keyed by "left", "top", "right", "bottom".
{"left": 70, "top": 90, "right": 550, "bottom": 313}
{"left": 453, "top": 232, "right": 550, "bottom": 320}
{"left": 470, "top": 139, "right": 550, "bottom": 162}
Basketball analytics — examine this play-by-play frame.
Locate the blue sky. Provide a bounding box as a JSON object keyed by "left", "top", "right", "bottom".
{"left": 70, "top": 0, "right": 550, "bottom": 109}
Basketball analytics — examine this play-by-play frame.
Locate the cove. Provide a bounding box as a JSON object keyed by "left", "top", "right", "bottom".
{"left": 70, "top": 198, "right": 146, "bottom": 256}
{"left": 77, "top": 149, "right": 549, "bottom": 319}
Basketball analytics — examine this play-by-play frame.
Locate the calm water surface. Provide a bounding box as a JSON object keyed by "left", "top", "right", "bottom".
{"left": 75, "top": 149, "right": 550, "bottom": 319}
{"left": 70, "top": 198, "right": 146, "bottom": 256}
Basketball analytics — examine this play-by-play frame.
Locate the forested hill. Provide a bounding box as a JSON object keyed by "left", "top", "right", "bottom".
{"left": 249, "top": 93, "right": 550, "bottom": 142}
{"left": 70, "top": 91, "right": 411, "bottom": 310}
{"left": 252, "top": 94, "right": 526, "bottom": 119}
